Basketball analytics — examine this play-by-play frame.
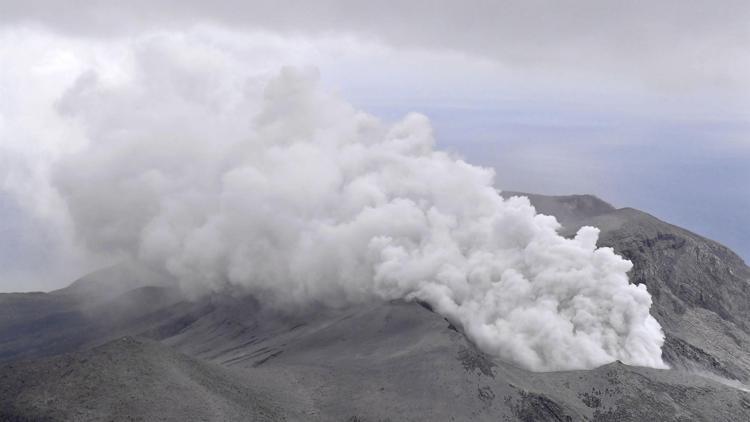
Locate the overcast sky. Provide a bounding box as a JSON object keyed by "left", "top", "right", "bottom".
{"left": 1, "top": 1, "right": 748, "bottom": 291}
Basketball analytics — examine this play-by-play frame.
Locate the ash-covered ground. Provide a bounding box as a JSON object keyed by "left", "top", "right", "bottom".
{"left": 1, "top": 193, "right": 748, "bottom": 421}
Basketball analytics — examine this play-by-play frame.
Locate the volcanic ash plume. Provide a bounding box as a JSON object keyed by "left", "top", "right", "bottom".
{"left": 4, "top": 39, "right": 666, "bottom": 371}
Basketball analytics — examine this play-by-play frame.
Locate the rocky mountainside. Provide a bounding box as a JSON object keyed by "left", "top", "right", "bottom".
{"left": 0, "top": 337, "right": 285, "bottom": 421}
{"left": 0, "top": 192, "right": 748, "bottom": 421}
{"left": 503, "top": 191, "right": 750, "bottom": 381}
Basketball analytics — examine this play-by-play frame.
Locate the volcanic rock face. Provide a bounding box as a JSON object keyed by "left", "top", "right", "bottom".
{"left": 594, "top": 210, "right": 750, "bottom": 381}
{"left": 504, "top": 191, "right": 750, "bottom": 381}
{"left": 1, "top": 193, "right": 748, "bottom": 421}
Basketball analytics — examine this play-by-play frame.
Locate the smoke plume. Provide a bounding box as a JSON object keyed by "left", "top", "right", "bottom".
{"left": 1, "top": 31, "right": 665, "bottom": 371}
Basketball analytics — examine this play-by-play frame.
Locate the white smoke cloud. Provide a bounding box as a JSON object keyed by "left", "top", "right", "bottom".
{"left": 0, "top": 28, "right": 665, "bottom": 371}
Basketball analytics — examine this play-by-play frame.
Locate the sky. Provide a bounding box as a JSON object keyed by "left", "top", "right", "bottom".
{"left": 0, "top": 1, "right": 748, "bottom": 292}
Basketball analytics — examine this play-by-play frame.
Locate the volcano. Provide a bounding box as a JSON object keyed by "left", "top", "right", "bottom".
{"left": 1, "top": 193, "right": 748, "bottom": 421}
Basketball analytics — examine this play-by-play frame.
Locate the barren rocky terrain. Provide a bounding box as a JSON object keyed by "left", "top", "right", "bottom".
{"left": 1, "top": 192, "right": 748, "bottom": 421}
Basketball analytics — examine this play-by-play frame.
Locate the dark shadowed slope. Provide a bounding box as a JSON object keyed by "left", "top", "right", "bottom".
{"left": 0, "top": 337, "right": 289, "bottom": 421}
{"left": 0, "top": 192, "right": 748, "bottom": 421}
{"left": 1, "top": 297, "right": 748, "bottom": 421}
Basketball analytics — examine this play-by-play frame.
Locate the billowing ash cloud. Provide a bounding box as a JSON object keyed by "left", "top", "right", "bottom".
{"left": 3, "top": 33, "right": 665, "bottom": 371}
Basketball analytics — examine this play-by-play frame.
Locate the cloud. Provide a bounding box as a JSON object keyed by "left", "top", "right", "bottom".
{"left": 1, "top": 29, "right": 665, "bottom": 371}
{"left": 2, "top": 0, "right": 749, "bottom": 95}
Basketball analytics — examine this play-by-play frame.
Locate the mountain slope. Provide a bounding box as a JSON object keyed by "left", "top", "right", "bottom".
{"left": 501, "top": 192, "right": 750, "bottom": 381}
{"left": 1, "top": 299, "right": 748, "bottom": 421}
{"left": 148, "top": 295, "right": 750, "bottom": 421}
{"left": 0, "top": 337, "right": 290, "bottom": 421}
{"left": 0, "top": 192, "right": 748, "bottom": 421}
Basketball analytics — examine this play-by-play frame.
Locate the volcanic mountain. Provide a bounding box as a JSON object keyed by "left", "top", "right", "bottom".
{"left": 1, "top": 193, "right": 748, "bottom": 421}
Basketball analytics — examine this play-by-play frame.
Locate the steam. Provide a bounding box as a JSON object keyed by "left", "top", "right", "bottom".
{"left": 1, "top": 31, "right": 665, "bottom": 371}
